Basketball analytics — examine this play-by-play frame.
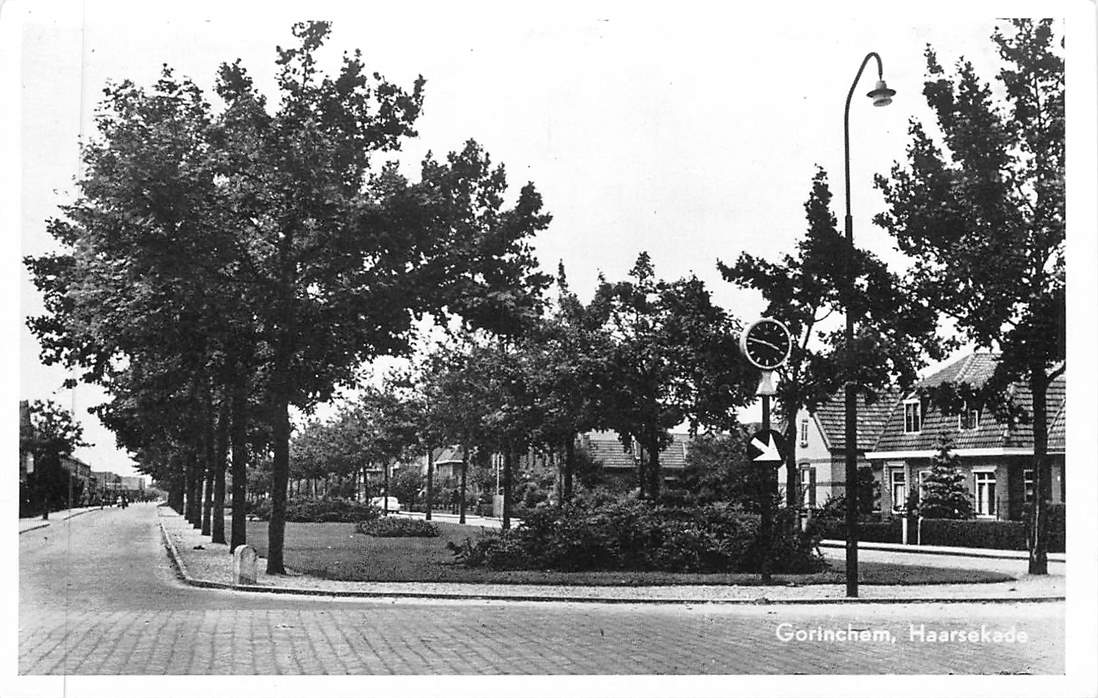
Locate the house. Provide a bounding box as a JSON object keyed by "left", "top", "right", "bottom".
{"left": 777, "top": 389, "right": 899, "bottom": 510}
{"left": 785, "top": 352, "right": 1065, "bottom": 521}
{"left": 579, "top": 430, "right": 690, "bottom": 487}
{"left": 867, "top": 353, "right": 1065, "bottom": 520}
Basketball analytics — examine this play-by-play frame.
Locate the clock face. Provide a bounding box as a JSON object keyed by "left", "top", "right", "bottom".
{"left": 740, "top": 318, "right": 791, "bottom": 370}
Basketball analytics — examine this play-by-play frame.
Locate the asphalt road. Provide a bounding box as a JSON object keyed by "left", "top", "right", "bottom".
{"left": 19, "top": 505, "right": 1064, "bottom": 674}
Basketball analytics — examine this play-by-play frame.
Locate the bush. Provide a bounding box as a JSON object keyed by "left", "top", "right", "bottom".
{"left": 247, "top": 498, "right": 381, "bottom": 524}
{"left": 356, "top": 517, "right": 438, "bottom": 537}
{"left": 447, "top": 497, "right": 824, "bottom": 574}
{"left": 919, "top": 518, "right": 1028, "bottom": 550}
{"left": 809, "top": 518, "right": 902, "bottom": 544}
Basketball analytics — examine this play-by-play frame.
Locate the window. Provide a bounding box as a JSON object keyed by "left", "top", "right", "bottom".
{"left": 799, "top": 419, "right": 809, "bottom": 446}
{"left": 800, "top": 466, "right": 816, "bottom": 507}
{"left": 1023, "top": 468, "right": 1035, "bottom": 503}
{"left": 974, "top": 471, "right": 997, "bottom": 517}
{"left": 904, "top": 400, "right": 922, "bottom": 433}
{"left": 959, "top": 405, "right": 981, "bottom": 431}
{"left": 890, "top": 470, "right": 907, "bottom": 512}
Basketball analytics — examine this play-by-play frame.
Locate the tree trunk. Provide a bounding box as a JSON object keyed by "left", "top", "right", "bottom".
{"left": 169, "top": 477, "right": 184, "bottom": 514}
{"left": 563, "top": 435, "right": 575, "bottom": 501}
{"left": 426, "top": 447, "right": 434, "bottom": 521}
{"left": 1028, "top": 369, "right": 1050, "bottom": 575}
{"left": 201, "top": 408, "right": 215, "bottom": 536}
{"left": 459, "top": 444, "right": 468, "bottom": 524}
{"left": 212, "top": 395, "right": 229, "bottom": 545}
{"left": 185, "top": 449, "right": 201, "bottom": 527}
{"left": 502, "top": 444, "right": 513, "bottom": 530}
{"left": 266, "top": 394, "right": 291, "bottom": 575}
{"left": 383, "top": 462, "right": 389, "bottom": 515}
{"left": 229, "top": 380, "right": 248, "bottom": 552}
{"left": 645, "top": 437, "right": 661, "bottom": 499}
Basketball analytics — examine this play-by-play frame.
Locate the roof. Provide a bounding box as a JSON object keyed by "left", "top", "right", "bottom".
{"left": 579, "top": 431, "right": 690, "bottom": 470}
{"left": 812, "top": 387, "right": 902, "bottom": 452}
{"left": 872, "top": 353, "right": 1065, "bottom": 453}
{"left": 915, "top": 352, "right": 1000, "bottom": 390}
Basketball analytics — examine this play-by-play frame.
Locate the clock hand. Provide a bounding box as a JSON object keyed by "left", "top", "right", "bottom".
{"left": 748, "top": 337, "right": 783, "bottom": 352}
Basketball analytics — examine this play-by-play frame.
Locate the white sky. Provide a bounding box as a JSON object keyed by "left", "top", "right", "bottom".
{"left": 4, "top": 0, "right": 1094, "bottom": 478}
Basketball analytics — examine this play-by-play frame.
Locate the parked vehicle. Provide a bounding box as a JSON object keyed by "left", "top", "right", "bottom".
{"left": 369, "top": 496, "right": 402, "bottom": 513}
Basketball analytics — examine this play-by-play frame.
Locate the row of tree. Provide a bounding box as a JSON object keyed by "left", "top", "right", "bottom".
{"left": 25, "top": 20, "right": 1063, "bottom": 574}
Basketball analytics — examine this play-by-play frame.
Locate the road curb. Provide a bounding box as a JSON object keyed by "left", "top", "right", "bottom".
{"left": 156, "top": 518, "right": 1063, "bottom": 606}
{"left": 19, "top": 507, "right": 101, "bottom": 535}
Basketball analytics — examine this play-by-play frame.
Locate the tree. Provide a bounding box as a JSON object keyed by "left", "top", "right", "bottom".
{"left": 528, "top": 266, "right": 612, "bottom": 501}
{"left": 874, "top": 19, "right": 1064, "bottom": 573}
{"left": 721, "top": 167, "right": 943, "bottom": 512}
{"left": 677, "top": 431, "right": 753, "bottom": 505}
{"left": 594, "top": 252, "right": 754, "bottom": 498}
{"left": 28, "top": 22, "right": 551, "bottom": 574}
{"left": 20, "top": 400, "right": 89, "bottom": 518}
{"left": 918, "top": 437, "right": 974, "bottom": 519}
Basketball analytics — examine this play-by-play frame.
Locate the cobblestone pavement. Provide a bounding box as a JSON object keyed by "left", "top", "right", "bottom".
{"left": 19, "top": 506, "right": 1064, "bottom": 675}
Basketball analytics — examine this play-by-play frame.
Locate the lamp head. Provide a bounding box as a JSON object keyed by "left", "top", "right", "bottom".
{"left": 867, "top": 79, "right": 896, "bottom": 107}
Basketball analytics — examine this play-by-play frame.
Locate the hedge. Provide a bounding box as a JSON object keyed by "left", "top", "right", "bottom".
{"left": 815, "top": 506, "right": 1065, "bottom": 553}
{"left": 356, "top": 517, "right": 438, "bottom": 538}
{"left": 918, "top": 519, "right": 1027, "bottom": 551}
{"left": 247, "top": 498, "right": 381, "bottom": 523}
{"left": 811, "top": 518, "right": 903, "bottom": 544}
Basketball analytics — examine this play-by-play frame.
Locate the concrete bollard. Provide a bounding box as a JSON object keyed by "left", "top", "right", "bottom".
{"left": 232, "top": 545, "right": 258, "bottom": 585}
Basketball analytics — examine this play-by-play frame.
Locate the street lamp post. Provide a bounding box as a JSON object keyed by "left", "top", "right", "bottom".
{"left": 842, "top": 52, "right": 895, "bottom": 599}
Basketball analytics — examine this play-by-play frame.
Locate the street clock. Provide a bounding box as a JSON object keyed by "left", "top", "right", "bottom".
{"left": 739, "top": 318, "right": 792, "bottom": 371}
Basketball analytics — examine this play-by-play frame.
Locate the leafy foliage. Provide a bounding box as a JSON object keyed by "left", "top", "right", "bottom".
{"left": 721, "top": 167, "right": 942, "bottom": 507}
{"left": 593, "top": 253, "right": 755, "bottom": 497}
{"left": 874, "top": 19, "right": 1064, "bottom": 572}
{"left": 447, "top": 497, "right": 823, "bottom": 573}
{"left": 357, "top": 517, "right": 439, "bottom": 538}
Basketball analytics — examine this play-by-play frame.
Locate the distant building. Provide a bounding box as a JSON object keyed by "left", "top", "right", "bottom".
{"left": 120, "top": 475, "right": 146, "bottom": 492}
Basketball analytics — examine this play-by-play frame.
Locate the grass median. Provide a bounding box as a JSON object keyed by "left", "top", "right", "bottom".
{"left": 242, "top": 519, "right": 1015, "bottom": 586}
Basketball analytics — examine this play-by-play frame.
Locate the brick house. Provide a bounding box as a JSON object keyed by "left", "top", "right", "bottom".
{"left": 578, "top": 430, "right": 690, "bottom": 489}
{"left": 868, "top": 353, "right": 1065, "bottom": 521}
{"left": 777, "top": 389, "right": 899, "bottom": 510}
{"left": 784, "top": 352, "right": 1065, "bottom": 521}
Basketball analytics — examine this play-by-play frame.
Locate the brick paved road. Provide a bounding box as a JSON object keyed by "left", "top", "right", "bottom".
{"left": 19, "top": 505, "right": 1064, "bottom": 675}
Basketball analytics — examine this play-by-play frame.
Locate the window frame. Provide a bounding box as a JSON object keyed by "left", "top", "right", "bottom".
{"left": 890, "top": 468, "right": 907, "bottom": 513}
{"left": 799, "top": 464, "right": 816, "bottom": 508}
{"left": 903, "top": 399, "right": 923, "bottom": 434}
{"left": 973, "top": 469, "right": 997, "bottom": 518}
{"left": 959, "top": 404, "right": 981, "bottom": 431}
{"left": 799, "top": 419, "right": 809, "bottom": 447}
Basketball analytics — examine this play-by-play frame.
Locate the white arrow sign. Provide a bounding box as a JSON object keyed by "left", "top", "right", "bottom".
{"left": 751, "top": 433, "right": 782, "bottom": 462}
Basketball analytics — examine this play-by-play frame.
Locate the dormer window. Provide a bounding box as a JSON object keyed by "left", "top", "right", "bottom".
{"left": 959, "top": 405, "right": 980, "bottom": 431}
{"left": 903, "top": 399, "right": 922, "bottom": 433}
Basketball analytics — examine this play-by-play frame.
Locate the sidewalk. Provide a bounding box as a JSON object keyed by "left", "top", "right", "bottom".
{"left": 19, "top": 506, "right": 103, "bottom": 534}
{"left": 819, "top": 539, "right": 1066, "bottom": 563}
{"left": 158, "top": 508, "right": 1064, "bottom": 605}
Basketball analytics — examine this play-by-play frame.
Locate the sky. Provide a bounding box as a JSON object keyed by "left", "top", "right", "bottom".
{"left": 4, "top": 0, "right": 1095, "bottom": 478}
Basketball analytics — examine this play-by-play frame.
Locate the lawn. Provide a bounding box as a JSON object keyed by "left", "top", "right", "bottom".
{"left": 243, "top": 520, "right": 1014, "bottom": 586}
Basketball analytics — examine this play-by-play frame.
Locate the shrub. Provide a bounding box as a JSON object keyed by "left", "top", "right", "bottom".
{"left": 808, "top": 518, "right": 902, "bottom": 544}
{"left": 919, "top": 518, "right": 1027, "bottom": 550}
{"left": 357, "top": 517, "right": 438, "bottom": 537}
{"left": 247, "top": 498, "right": 381, "bottom": 524}
{"left": 447, "top": 497, "right": 823, "bottom": 574}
